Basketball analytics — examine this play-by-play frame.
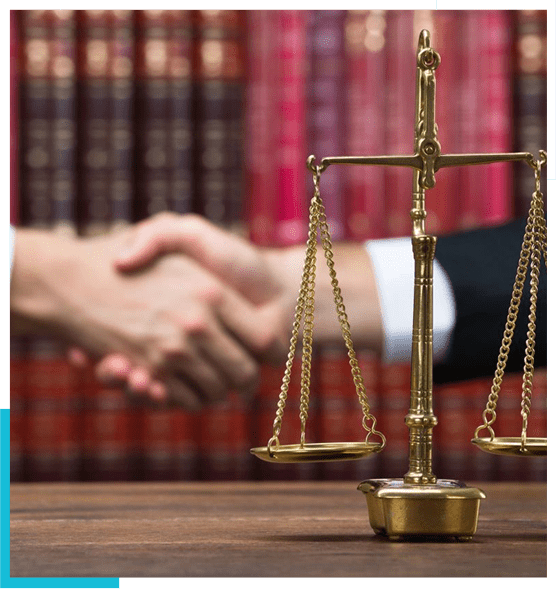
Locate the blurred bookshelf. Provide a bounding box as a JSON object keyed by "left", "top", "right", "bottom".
{"left": 10, "top": 9, "right": 547, "bottom": 483}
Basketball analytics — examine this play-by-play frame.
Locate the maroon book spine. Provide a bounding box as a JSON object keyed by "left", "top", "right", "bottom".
{"left": 306, "top": 10, "right": 347, "bottom": 241}
{"left": 458, "top": 11, "right": 483, "bottom": 230}
{"left": 76, "top": 10, "right": 138, "bottom": 481}
{"left": 193, "top": 10, "right": 245, "bottom": 230}
{"left": 18, "top": 10, "right": 81, "bottom": 482}
{"left": 10, "top": 11, "right": 25, "bottom": 483}
{"left": 478, "top": 11, "right": 513, "bottom": 226}
{"left": 513, "top": 10, "right": 547, "bottom": 217}
{"left": 274, "top": 11, "right": 308, "bottom": 246}
{"left": 384, "top": 11, "right": 414, "bottom": 238}
{"left": 107, "top": 10, "right": 135, "bottom": 230}
{"left": 245, "top": 11, "right": 276, "bottom": 247}
{"left": 427, "top": 10, "right": 459, "bottom": 235}
{"left": 344, "top": 10, "right": 387, "bottom": 241}
{"left": 135, "top": 9, "right": 171, "bottom": 220}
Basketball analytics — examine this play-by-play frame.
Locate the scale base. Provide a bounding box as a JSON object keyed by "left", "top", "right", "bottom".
{"left": 358, "top": 478, "right": 486, "bottom": 540}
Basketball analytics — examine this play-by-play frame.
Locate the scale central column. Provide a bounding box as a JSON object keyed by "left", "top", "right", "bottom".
{"left": 404, "top": 231, "right": 438, "bottom": 484}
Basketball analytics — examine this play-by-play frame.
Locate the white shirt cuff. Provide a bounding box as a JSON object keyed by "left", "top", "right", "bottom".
{"left": 365, "top": 237, "right": 456, "bottom": 364}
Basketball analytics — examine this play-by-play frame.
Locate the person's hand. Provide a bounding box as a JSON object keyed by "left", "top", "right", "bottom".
{"left": 85, "top": 213, "right": 303, "bottom": 396}
{"left": 11, "top": 227, "right": 272, "bottom": 409}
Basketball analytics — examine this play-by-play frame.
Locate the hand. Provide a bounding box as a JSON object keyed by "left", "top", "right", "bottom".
{"left": 85, "top": 213, "right": 302, "bottom": 396}
{"left": 11, "top": 227, "right": 267, "bottom": 409}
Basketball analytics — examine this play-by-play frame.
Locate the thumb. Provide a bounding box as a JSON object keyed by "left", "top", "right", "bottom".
{"left": 114, "top": 218, "right": 188, "bottom": 272}
{"left": 116, "top": 214, "right": 281, "bottom": 305}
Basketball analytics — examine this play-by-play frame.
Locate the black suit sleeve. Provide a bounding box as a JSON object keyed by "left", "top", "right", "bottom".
{"left": 433, "top": 218, "right": 547, "bottom": 384}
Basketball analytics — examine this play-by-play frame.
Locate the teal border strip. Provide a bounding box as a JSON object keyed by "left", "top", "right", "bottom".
{"left": 0, "top": 409, "right": 119, "bottom": 588}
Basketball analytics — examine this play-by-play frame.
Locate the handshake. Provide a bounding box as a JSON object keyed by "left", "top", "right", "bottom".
{"left": 10, "top": 213, "right": 380, "bottom": 409}
{"left": 11, "top": 213, "right": 381, "bottom": 409}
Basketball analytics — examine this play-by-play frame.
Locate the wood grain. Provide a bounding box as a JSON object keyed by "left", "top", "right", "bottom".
{"left": 10, "top": 481, "right": 546, "bottom": 577}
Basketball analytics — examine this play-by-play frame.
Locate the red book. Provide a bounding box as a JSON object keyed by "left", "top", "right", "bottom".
{"left": 17, "top": 10, "right": 81, "bottom": 482}
{"left": 478, "top": 11, "right": 513, "bottom": 226}
{"left": 344, "top": 10, "right": 387, "bottom": 241}
{"left": 254, "top": 355, "right": 317, "bottom": 480}
{"left": 10, "top": 10, "right": 19, "bottom": 226}
{"left": 133, "top": 11, "right": 199, "bottom": 481}
{"left": 19, "top": 9, "right": 52, "bottom": 229}
{"left": 10, "top": 11, "right": 24, "bottom": 482}
{"left": 167, "top": 10, "right": 194, "bottom": 215}
{"left": 192, "top": 10, "right": 251, "bottom": 480}
{"left": 317, "top": 346, "right": 357, "bottom": 480}
{"left": 133, "top": 10, "right": 210, "bottom": 482}
{"left": 427, "top": 10, "right": 459, "bottom": 235}
{"left": 384, "top": 11, "right": 414, "bottom": 238}
{"left": 527, "top": 367, "right": 547, "bottom": 481}
{"left": 77, "top": 10, "right": 111, "bottom": 236}
{"left": 135, "top": 10, "right": 172, "bottom": 219}
{"left": 353, "top": 348, "right": 382, "bottom": 481}
{"left": 274, "top": 11, "right": 308, "bottom": 246}
{"left": 198, "top": 392, "right": 250, "bottom": 480}
{"left": 76, "top": 10, "right": 140, "bottom": 481}
{"left": 466, "top": 377, "right": 499, "bottom": 481}
{"left": 458, "top": 11, "right": 484, "bottom": 230}
{"left": 377, "top": 361, "right": 411, "bottom": 478}
{"left": 245, "top": 11, "right": 276, "bottom": 247}
{"left": 435, "top": 381, "right": 475, "bottom": 482}
{"left": 252, "top": 362, "right": 283, "bottom": 478}
{"left": 10, "top": 337, "right": 27, "bottom": 482}
{"left": 107, "top": 10, "right": 135, "bottom": 229}
{"left": 24, "top": 339, "right": 80, "bottom": 481}
{"left": 513, "top": 10, "right": 547, "bottom": 217}
{"left": 193, "top": 10, "right": 245, "bottom": 229}
{"left": 81, "top": 366, "right": 139, "bottom": 481}
{"left": 306, "top": 10, "right": 347, "bottom": 241}
{"left": 491, "top": 372, "right": 527, "bottom": 481}
{"left": 318, "top": 346, "right": 381, "bottom": 481}
{"left": 138, "top": 403, "right": 198, "bottom": 481}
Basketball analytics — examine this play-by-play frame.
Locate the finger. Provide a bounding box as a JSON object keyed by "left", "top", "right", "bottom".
{"left": 115, "top": 215, "right": 277, "bottom": 304}
{"left": 176, "top": 221, "right": 278, "bottom": 304}
{"left": 95, "top": 354, "right": 133, "bottom": 386}
{"left": 148, "top": 381, "right": 167, "bottom": 402}
{"left": 189, "top": 315, "right": 260, "bottom": 397}
{"left": 127, "top": 367, "right": 153, "bottom": 395}
{"left": 164, "top": 339, "right": 229, "bottom": 405}
{"left": 114, "top": 216, "right": 189, "bottom": 273}
{"left": 164, "top": 376, "right": 203, "bottom": 411}
{"left": 67, "top": 347, "right": 89, "bottom": 368}
{"left": 217, "top": 288, "right": 288, "bottom": 364}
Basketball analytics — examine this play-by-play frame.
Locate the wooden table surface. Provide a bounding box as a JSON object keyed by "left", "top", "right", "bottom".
{"left": 10, "top": 481, "right": 546, "bottom": 578}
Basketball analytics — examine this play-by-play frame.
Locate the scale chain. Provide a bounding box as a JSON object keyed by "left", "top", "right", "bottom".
{"left": 474, "top": 152, "right": 547, "bottom": 446}
{"left": 267, "top": 163, "right": 385, "bottom": 452}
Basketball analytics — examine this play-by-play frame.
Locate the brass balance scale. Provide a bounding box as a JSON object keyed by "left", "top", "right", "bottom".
{"left": 250, "top": 29, "right": 547, "bottom": 540}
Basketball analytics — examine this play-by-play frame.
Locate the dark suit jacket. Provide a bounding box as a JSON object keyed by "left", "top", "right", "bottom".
{"left": 433, "top": 218, "right": 547, "bottom": 383}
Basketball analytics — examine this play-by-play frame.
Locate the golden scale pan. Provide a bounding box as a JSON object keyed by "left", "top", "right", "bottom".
{"left": 250, "top": 442, "right": 383, "bottom": 464}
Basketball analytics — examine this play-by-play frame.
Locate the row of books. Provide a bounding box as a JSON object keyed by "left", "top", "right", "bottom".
{"left": 10, "top": 9, "right": 547, "bottom": 482}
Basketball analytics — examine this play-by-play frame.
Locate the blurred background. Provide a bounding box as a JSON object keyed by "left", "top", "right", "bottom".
{"left": 10, "top": 9, "right": 547, "bottom": 483}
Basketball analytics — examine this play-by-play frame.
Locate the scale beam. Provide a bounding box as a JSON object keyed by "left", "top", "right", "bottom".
{"left": 317, "top": 151, "right": 536, "bottom": 174}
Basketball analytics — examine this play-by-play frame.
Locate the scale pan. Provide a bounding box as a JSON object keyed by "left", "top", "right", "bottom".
{"left": 471, "top": 437, "right": 546, "bottom": 457}
{"left": 250, "top": 441, "right": 383, "bottom": 463}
